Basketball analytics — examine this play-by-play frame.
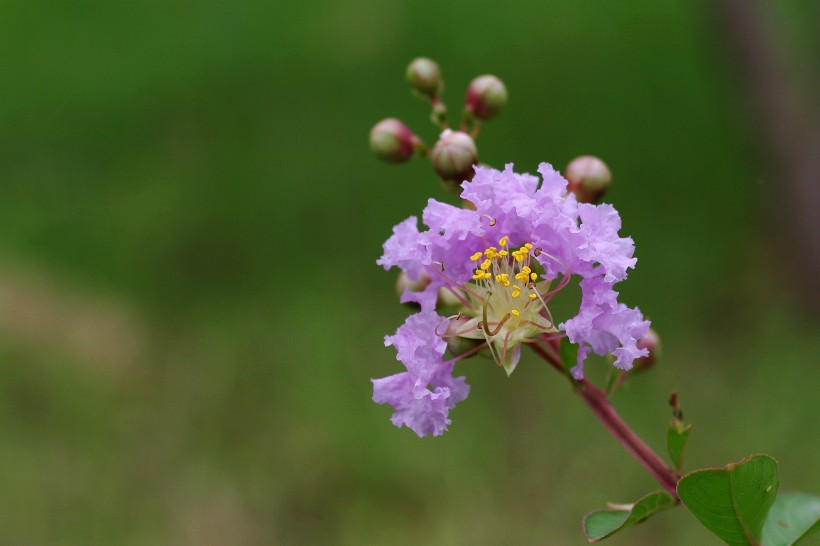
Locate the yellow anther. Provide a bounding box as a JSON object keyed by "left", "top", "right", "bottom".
{"left": 511, "top": 309, "right": 520, "bottom": 317}
{"left": 472, "top": 270, "right": 484, "bottom": 280}
{"left": 483, "top": 272, "right": 492, "bottom": 280}
{"left": 480, "top": 259, "right": 492, "bottom": 271}
{"left": 511, "top": 285, "right": 521, "bottom": 298}
{"left": 498, "top": 250, "right": 508, "bottom": 257}
{"left": 530, "top": 272, "right": 538, "bottom": 281}
{"left": 525, "top": 243, "right": 533, "bottom": 250}
{"left": 515, "top": 266, "right": 532, "bottom": 283}
{"left": 499, "top": 236, "right": 509, "bottom": 247}
{"left": 470, "top": 252, "right": 483, "bottom": 262}
{"left": 529, "top": 293, "right": 537, "bottom": 300}
{"left": 484, "top": 246, "right": 498, "bottom": 257}
{"left": 495, "top": 273, "right": 510, "bottom": 287}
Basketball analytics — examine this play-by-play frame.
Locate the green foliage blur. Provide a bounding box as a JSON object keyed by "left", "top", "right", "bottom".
{"left": 0, "top": 1, "right": 817, "bottom": 544}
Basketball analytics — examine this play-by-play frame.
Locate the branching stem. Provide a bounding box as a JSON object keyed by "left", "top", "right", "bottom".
{"left": 529, "top": 342, "right": 679, "bottom": 499}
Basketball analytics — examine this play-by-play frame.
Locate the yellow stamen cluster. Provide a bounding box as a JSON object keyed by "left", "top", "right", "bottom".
{"left": 469, "top": 236, "right": 542, "bottom": 312}
{"left": 511, "top": 243, "right": 533, "bottom": 263}
{"left": 456, "top": 235, "right": 558, "bottom": 373}
{"left": 514, "top": 266, "right": 538, "bottom": 284}
{"left": 470, "top": 241, "right": 512, "bottom": 280}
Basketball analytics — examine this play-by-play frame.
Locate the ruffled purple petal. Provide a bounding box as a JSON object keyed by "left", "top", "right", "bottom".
{"left": 373, "top": 310, "right": 469, "bottom": 437}
{"left": 461, "top": 164, "right": 540, "bottom": 215}
{"left": 561, "top": 277, "right": 649, "bottom": 376}
{"left": 420, "top": 199, "right": 486, "bottom": 282}
{"left": 574, "top": 203, "right": 637, "bottom": 283}
{"left": 571, "top": 345, "right": 590, "bottom": 380}
{"left": 377, "top": 216, "right": 430, "bottom": 281}
{"left": 372, "top": 373, "right": 452, "bottom": 437}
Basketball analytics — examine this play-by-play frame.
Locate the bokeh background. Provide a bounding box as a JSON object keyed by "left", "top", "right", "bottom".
{"left": 1, "top": 1, "right": 818, "bottom": 544}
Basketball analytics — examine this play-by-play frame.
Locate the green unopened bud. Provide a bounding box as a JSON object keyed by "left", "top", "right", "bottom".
{"left": 465, "top": 75, "right": 508, "bottom": 120}
{"left": 369, "top": 118, "right": 421, "bottom": 163}
{"left": 444, "top": 316, "right": 483, "bottom": 358}
{"left": 634, "top": 328, "right": 661, "bottom": 372}
{"left": 565, "top": 155, "right": 612, "bottom": 203}
{"left": 406, "top": 57, "right": 443, "bottom": 96}
{"left": 431, "top": 130, "right": 477, "bottom": 182}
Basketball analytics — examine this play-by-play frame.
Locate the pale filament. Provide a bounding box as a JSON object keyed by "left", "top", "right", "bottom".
{"left": 498, "top": 331, "right": 512, "bottom": 366}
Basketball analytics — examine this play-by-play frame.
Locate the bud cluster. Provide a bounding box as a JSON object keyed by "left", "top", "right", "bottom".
{"left": 369, "top": 58, "right": 509, "bottom": 190}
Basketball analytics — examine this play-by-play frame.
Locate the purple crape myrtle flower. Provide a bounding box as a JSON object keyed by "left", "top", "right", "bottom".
{"left": 373, "top": 163, "right": 649, "bottom": 436}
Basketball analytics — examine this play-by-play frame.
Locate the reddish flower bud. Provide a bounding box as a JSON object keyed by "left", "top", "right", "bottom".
{"left": 431, "top": 130, "right": 477, "bottom": 182}
{"left": 565, "top": 155, "right": 612, "bottom": 203}
{"left": 634, "top": 328, "right": 661, "bottom": 372}
{"left": 406, "top": 57, "right": 443, "bottom": 96}
{"left": 465, "top": 75, "right": 508, "bottom": 120}
{"left": 369, "top": 118, "right": 420, "bottom": 163}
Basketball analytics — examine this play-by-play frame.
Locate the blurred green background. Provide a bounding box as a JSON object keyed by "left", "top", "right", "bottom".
{"left": 0, "top": 1, "right": 818, "bottom": 544}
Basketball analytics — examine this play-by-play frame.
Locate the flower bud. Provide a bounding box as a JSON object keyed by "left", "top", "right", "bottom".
{"left": 438, "top": 286, "right": 465, "bottom": 307}
{"left": 565, "top": 155, "right": 612, "bottom": 203}
{"left": 465, "top": 75, "right": 508, "bottom": 120}
{"left": 444, "top": 316, "right": 483, "bottom": 358}
{"left": 431, "top": 130, "right": 477, "bottom": 182}
{"left": 634, "top": 328, "right": 661, "bottom": 372}
{"left": 369, "top": 118, "right": 420, "bottom": 163}
{"left": 406, "top": 57, "right": 442, "bottom": 96}
{"left": 396, "top": 270, "right": 431, "bottom": 296}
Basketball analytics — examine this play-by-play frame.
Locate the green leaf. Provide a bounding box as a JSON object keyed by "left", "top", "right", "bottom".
{"left": 583, "top": 490, "right": 676, "bottom": 542}
{"left": 667, "top": 419, "right": 693, "bottom": 473}
{"left": 677, "top": 454, "right": 779, "bottom": 546}
{"left": 761, "top": 492, "right": 820, "bottom": 546}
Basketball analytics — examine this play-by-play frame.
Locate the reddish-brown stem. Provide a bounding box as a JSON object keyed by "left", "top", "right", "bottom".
{"left": 529, "top": 343, "right": 679, "bottom": 498}
{"left": 576, "top": 379, "right": 679, "bottom": 497}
